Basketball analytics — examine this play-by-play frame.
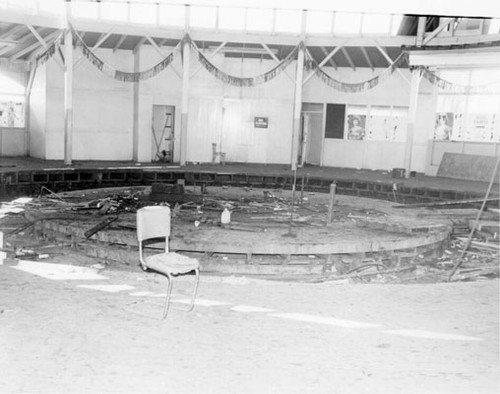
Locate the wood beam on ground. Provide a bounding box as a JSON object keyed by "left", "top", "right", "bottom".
{"left": 340, "top": 47, "right": 356, "bottom": 71}
{"left": 360, "top": 46, "right": 374, "bottom": 71}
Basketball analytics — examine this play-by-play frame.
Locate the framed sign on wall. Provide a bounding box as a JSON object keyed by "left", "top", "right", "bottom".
{"left": 254, "top": 117, "right": 268, "bottom": 128}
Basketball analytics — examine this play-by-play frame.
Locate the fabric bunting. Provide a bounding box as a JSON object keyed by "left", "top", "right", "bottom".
{"left": 72, "top": 25, "right": 179, "bottom": 82}
{"left": 192, "top": 41, "right": 302, "bottom": 87}
{"left": 417, "top": 66, "right": 500, "bottom": 94}
{"left": 305, "top": 50, "right": 409, "bottom": 93}
{"left": 0, "top": 34, "right": 61, "bottom": 73}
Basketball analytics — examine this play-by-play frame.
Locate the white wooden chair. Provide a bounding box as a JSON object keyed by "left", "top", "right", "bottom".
{"left": 136, "top": 206, "right": 200, "bottom": 319}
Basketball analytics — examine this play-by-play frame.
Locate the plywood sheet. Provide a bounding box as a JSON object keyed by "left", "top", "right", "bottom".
{"left": 437, "top": 153, "right": 499, "bottom": 183}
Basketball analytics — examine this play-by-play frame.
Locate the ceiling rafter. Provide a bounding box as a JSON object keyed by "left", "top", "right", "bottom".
{"left": 74, "top": 28, "right": 114, "bottom": 69}
{"left": 423, "top": 18, "right": 457, "bottom": 46}
{"left": 9, "top": 30, "right": 59, "bottom": 60}
{"left": 360, "top": 46, "right": 374, "bottom": 71}
{"left": 373, "top": 40, "right": 410, "bottom": 85}
{"left": 133, "top": 37, "right": 146, "bottom": 54}
{"left": 191, "top": 40, "right": 226, "bottom": 78}
{"left": 113, "top": 35, "right": 127, "bottom": 52}
{"left": 27, "top": 24, "right": 65, "bottom": 70}
{"left": 320, "top": 47, "right": 337, "bottom": 70}
{"left": 145, "top": 34, "right": 182, "bottom": 79}
{"left": 261, "top": 42, "right": 295, "bottom": 83}
{"left": 303, "top": 44, "right": 345, "bottom": 85}
{"left": 340, "top": 47, "right": 356, "bottom": 71}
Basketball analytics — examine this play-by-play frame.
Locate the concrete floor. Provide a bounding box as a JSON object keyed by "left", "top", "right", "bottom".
{"left": 0, "top": 257, "right": 498, "bottom": 394}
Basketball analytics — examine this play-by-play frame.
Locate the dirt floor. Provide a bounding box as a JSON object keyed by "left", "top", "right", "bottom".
{"left": 0, "top": 247, "right": 499, "bottom": 394}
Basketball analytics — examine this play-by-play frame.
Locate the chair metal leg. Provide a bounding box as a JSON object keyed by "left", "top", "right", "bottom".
{"left": 162, "top": 274, "right": 174, "bottom": 320}
{"left": 186, "top": 268, "right": 200, "bottom": 312}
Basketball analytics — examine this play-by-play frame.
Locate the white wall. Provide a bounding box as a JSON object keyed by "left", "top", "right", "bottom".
{"left": 27, "top": 43, "right": 498, "bottom": 173}
{"left": 43, "top": 49, "right": 135, "bottom": 160}
{"left": 0, "top": 70, "right": 27, "bottom": 156}
{"left": 29, "top": 64, "right": 47, "bottom": 159}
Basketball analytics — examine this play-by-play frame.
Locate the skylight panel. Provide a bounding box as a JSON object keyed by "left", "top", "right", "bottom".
{"left": 190, "top": 6, "right": 217, "bottom": 29}
{"left": 158, "top": 4, "right": 184, "bottom": 28}
{"left": 306, "top": 10, "right": 333, "bottom": 34}
{"left": 246, "top": 8, "right": 274, "bottom": 32}
{"left": 130, "top": 3, "right": 156, "bottom": 25}
{"left": 362, "top": 13, "right": 391, "bottom": 35}
{"left": 219, "top": 7, "right": 246, "bottom": 31}
{"left": 275, "top": 9, "right": 302, "bottom": 34}
{"left": 333, "top": 12, "right": 362, "bottom": 35}
{"left": 100, "top": 2, "right": 128, "bottom": 23}
{"left": 71, "top": 1, "right": 99, "bottom": 19}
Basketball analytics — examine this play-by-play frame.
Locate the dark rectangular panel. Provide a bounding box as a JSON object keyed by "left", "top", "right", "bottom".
{"left": 325, "top": 103, "right": 345, "bottom": 139}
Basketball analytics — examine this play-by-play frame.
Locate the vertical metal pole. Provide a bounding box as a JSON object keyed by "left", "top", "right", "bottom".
{"left": 404, "top": 69, "right": 421, "bottom": 178}
{"left": 327, "top": 183, "right": 336, "bottom": 225}
{"left": 63, "top": 0, "right": 73, "bottom": 165}
{"left": 180, "top": 5, "right": 191, "bottom": 166}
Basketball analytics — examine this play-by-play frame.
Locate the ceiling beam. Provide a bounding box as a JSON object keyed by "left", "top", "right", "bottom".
{"left": 303, "top": 44, "right": 345, "bottom": 85}
{"left": 113, "top": 35, "right": 127, "bottom": 52}
{"left": 74, "top": 29, "right": 114, "bottom": 69}
{"left": 191, "top": 40, "right": 226, "bottom": 78}
{"left": 0, "top": 24, "right": 26, "bottom": 40}
{"left": 423, "top": 18, "right": 456, "bottom": 46}
{"left": 261, "top": 42, "right": 295, "bottom": 83}
{"left": 373, "top": 40, "right": 410, "bottom": 85}
{"left": 144, "top": 34, "right": 182, "bottom": 79}
{"left": 416, "top": 16, "right": 427, "bottom": 47}
{"left": 27, "top": 24, "right": 64, "bottom": 70}
{"left": 320, "top": 47, "right": 337, "bottom": 70}
{"left": 133, "top": 37, "right": 146, "bottom": 54}
{"left": 360, "top": 46, "right": 374, "bottom": 71}
{"left": 9, "top": 30, "right": 59, "bottom": 60}
{"left": 340, "top": 47, "right": 356, "bottom": 71}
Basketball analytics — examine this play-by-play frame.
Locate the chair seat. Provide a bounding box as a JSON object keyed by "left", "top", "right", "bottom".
{"left": 144, "top": 252, "right": 199, "bottom": 275}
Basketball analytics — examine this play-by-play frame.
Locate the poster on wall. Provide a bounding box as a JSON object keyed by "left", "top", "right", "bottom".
{"left": 346, "top": 114, "right": 366, "bottom": 140}
{"left": 466, "top": 113, "right": 497, "bottom": 141}
{"left": 366, "top": 115, "right": 390, "bottom": 140}
{"left": 0, "top": 100, "right": 25, "bottom": 128}
{"left": 433, "top": 112, "right": 453, "bottom": 140}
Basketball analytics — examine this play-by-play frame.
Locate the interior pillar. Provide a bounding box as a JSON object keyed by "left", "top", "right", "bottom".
{"left": 180, "top": 36, "right": 190, "bottom": 166}
{"left": 404, "top": 68, "right": 422, "bottom": 177}
{"left": 132, "top": 50, "right": 140, "bottom": 162}
{"left": 63, "top": 1, "right": 73, "bottom": 165}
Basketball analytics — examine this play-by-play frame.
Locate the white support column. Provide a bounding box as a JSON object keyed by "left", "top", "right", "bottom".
{"left": 63, "top": 0, "right": 73, "bottom": 165}
{"left": 132, "top": 49, "right": 140, "bottom": 162}
{"left": 404, "top": 69, "right": 422, "bottom": 178}
{"left": 290, "top": 11, "right": 306, "bottom": 171}
{"left": 180, "top": 5, "right": 191, "bottom": 165}
{"left": 24, "top": 67, "right": 36, "bottom": 156}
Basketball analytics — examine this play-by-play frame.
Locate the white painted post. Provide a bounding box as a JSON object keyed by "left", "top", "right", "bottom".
{"left": 180, "top": 6, "right": 191, "bottom": 166}
{"left": 132, "top": 49, "right": 140, "bottom": 162}
{"left": 63, "top": 0, "right": 73, "bottom": 165}
{"left": 404, "top": 69, "right": 422, "bottom": 178}
{"left": 291, "top": 11, "right": 306, "bottom": 171}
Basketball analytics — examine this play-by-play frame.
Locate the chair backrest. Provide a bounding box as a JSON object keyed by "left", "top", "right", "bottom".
{"left": 136, "top": 206, "right": 171, "bottom": 242}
